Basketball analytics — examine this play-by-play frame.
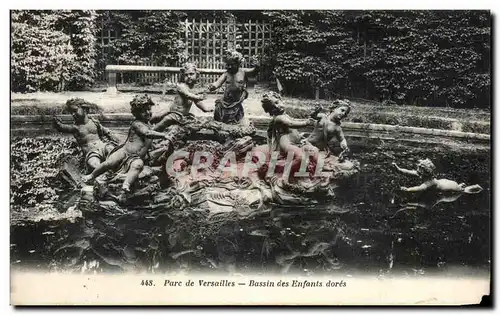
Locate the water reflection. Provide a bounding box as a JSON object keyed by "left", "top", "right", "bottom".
{"left": 10, "top": 139, "right": 491, "bottom": 277}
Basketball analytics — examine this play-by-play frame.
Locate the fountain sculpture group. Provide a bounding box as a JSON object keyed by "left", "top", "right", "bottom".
{"left": 54, "top": 49, "right": 482, "bottom": 216}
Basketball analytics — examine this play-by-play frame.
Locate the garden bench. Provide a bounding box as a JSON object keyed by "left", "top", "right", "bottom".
{"left": 105, "top": 65, "right": 256, "bottom": 95}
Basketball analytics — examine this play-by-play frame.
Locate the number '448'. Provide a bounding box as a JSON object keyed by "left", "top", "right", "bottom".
{"left": 141, "top": 280, "right": 154, "bottom": 286}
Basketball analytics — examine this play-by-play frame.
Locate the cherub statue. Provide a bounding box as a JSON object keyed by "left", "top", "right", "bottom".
{"left": 391, "top": 158, "right": 483, "bottom": 217}
{"left": 148, "top": 63, "right": 214, "bottom": 164}
{"left": 261, "top": 92, "right": 317, "bottom": 179}
{"left": 152, "top": 62, "right": 213, "bottom": 132}
{"left": 208, "top": 49, "right": 249, "bottom": 125}
{"left": 306, "top": 99, "right": 351, "bottom": 157}
{"left": 82, "top": 95, "right": 170, "bottom": 201}
{"left": 53, "top": 98, "right": 120, "bottom": 172}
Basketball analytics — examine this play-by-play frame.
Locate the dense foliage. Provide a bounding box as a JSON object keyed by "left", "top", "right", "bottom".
{"left": 10, "top": 137, "right": 80, "bottom": 211}
{"left": 101, "top": 11, "right": 185, "bottom": 66}
{"left": 98, "top": 10, "right": 251, "bottom": 67}
{"left": 56, "top": 10, "right": 99, "bottom": 90}
{"left": 11, "top": 10, "right": 98, "bottom": 92}
{"left": 263, "top": 10, "right": 491, "bottom": 108}
{"left": 11, "top": 10, "right": 491, "bottom": 108}
{"left": 11, "top": 11, "right": 76, "bottom": 92}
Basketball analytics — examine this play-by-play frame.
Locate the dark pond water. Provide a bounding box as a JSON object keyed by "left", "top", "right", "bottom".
{"left": 10, "top": 136, "right": 491, "bottom": 277}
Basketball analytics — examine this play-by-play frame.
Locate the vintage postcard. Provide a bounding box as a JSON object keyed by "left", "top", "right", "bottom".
{"left": 10, "top": 9, "right": 491, "bottom": 306}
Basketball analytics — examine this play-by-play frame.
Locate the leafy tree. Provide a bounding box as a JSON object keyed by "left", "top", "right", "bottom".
{"left": 11, "top": 10, "right": 99, "bottom": 92}
{"left": 54, "top": 10, "right": 99, "bottom": 90}
{"left": 11, "top": 11, "right": 76, "bottom": 92}
{"left": 264, "top": 10, "right": 491, "bottom": 108}
{"left": 104, "top": 10, "right": 186, "bottom": 66}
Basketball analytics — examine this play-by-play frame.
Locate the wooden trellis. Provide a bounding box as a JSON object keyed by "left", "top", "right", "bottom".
{"left": 177, "top": 18, "right": 273, "bottom": 86}
{"left": 97, "top": 13, "right": 119, "bottom": 82}
{"left": 97, "top": 17, "right": 273, "bottom": 86}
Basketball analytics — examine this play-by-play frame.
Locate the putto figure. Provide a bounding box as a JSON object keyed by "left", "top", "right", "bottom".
{"left": 152, "top": 62, "right": 213, "bottom": 132}
{"left": 393, "top": 159, "right": 482, "bottom": 194}
{"left": 391, "top": 158, "right": 483, "bottom": 217}
{"left": 261, "top": 92, "right": 317, "bottom": 178}
{"left": 148, "top": 63, "right": 213, "bottom": 164}
{"left": 208, "top": 49, "right": 249, "bottom": 125}
{"left": 53, "top": 98, "right": 120, "bottom": 172}
{"left": 82, "top": 95, "right": 169, "bottom": 199}
{"left": 306, "top": 99, "right": 351, "bottom": 157}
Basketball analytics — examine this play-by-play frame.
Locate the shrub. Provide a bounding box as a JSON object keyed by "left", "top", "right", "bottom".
{"left": 11, "top": 19, "right": 76, "bottom": 92}
{"left": 11, "top": 10, "right": 99, "bottom": 92}
{"left": 264, "top": 10, "right": 491, "bottom": 109}
{"left": 55, "top": 10, "right": 99, "bottom": 90}
{"left": 10, "top": 137, "right": 80, "bottom": 209}
{"left": 104, "top": 10, "right": 186, "bottom": 66}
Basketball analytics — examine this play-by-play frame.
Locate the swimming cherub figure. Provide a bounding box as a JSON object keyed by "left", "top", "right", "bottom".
{"left": 391, "top": 158, "right": 483, "bottom": 218}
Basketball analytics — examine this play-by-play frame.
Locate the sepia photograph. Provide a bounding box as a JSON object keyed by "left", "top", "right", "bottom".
{"left": 9, "top": 8, "right": 491, "bottom": 306}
